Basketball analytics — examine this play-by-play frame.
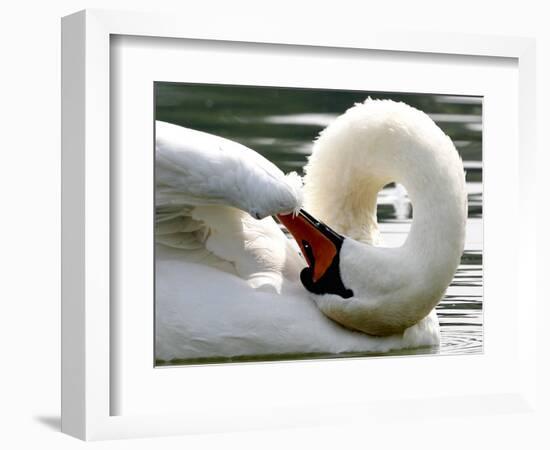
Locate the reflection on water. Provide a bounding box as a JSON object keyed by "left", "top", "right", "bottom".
{"left": 156, "top": 83, "right": 483, "bottom": 358}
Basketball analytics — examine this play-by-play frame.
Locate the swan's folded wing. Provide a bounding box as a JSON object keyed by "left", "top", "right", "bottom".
{"left": 155, "top": 121, "right": 306, "bottom": 290}
{"left": 157, "top": 203, "right": 304, "bottom": 295}
{"left": 154, "top": 204, "right": 234, "bottom": 278}
{"left": 155, "top": 121, "right": 303, "bottom": 219}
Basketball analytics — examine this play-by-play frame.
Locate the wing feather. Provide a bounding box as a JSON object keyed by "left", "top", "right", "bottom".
{"left": 156, "top": 121, "right": 302, "bottom": 219}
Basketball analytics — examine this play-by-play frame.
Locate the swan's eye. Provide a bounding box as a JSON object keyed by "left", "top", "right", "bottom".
{"left": 301, "top": 240, "right": 315, "bottom": 267}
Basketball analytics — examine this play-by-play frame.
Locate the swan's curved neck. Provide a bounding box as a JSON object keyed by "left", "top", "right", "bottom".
{"left": 302, "top": 101, "right": 467, "bottom": 333}
{"left": 395, "top": 157, "right": 466, "bottom": 260}
{"left": 305, "top": 130, "right": 466, "bottom": 257}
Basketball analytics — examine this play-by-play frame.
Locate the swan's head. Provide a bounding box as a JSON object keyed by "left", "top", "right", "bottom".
{"left": 277, "top": 210, "right": 354, "bottom": 299}
{"left": 279, "top": 208, "right": 457, "bottom": 336}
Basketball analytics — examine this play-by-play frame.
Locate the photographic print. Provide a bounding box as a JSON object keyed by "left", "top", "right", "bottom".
{"left": 154, "top": 83, "right": 482, "bottom": 366}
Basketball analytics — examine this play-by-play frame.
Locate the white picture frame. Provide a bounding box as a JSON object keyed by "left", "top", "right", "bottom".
{"left": 61, "top": 9, "right": 537, "bottom": 441}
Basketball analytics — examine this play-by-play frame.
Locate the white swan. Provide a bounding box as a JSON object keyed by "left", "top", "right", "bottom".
{"left": 155, "top": 99, "right": 466, "bottom": 362}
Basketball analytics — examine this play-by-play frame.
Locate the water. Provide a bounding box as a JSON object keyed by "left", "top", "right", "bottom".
{"left": 156, "top": 83, "right": 483, "bottom": 360}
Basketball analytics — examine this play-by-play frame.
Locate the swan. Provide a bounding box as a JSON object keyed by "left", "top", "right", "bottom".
{"left": 155, "top": 98, "right": 467, "bottom": 363}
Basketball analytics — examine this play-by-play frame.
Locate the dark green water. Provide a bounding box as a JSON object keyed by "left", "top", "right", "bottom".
{"left": 155, "top": 83, "right": 483, "bottom": 363}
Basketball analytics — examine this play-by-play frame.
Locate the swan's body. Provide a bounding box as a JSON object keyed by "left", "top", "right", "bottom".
{"left": 155, "top": 99, "right": 466, "bottom": 362}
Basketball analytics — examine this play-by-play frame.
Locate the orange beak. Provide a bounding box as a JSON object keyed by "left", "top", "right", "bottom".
{"left": 276, "top": 210, "right": 341, "bottom": 283}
